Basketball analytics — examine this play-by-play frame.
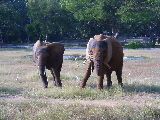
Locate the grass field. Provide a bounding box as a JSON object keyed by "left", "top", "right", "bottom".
{"left": 0, "top": 48, "right": 160, "bottom": 119}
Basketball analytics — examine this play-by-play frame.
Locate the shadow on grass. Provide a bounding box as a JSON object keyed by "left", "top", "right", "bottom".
{"left": 123, "top": 83, "right": 160, "bottom": 94}
{"left": 87, "top": 84, "right": 97, "bottom": 89}
{"left": 87, "top": 83, "right": 160, "bottom": 94}
{"left": 0, "top": 87, "right": 22, "bottom": 97}
{"left": 0, "top": 48, "right": 31, "bottom": 52}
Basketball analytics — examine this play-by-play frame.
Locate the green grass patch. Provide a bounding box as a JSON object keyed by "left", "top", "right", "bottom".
{"left": 0, "top": 101, "right": 159, "bottom": 120}
{"left": 22, "top": 85, "right": 125, "bottom": 100}
{"left": 0, "top": 48, "right": 160, "bottom": 119}
{"left": 0, "top": 87, "right": 22, "bottom": 97}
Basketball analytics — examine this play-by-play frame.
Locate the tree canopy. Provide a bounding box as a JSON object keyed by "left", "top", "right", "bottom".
{"left": 0, "top": 0, "right": 159, "bottom": 46}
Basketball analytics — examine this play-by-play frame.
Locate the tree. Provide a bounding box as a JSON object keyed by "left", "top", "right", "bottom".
{"left": 60, "top": 0, "right": 123, "bottom": 38}
{"left": 0, "top": 0, "right": 29, "bottom": 43}
{"left": 0, "top": 0, "right": 19, "bottom": 43}
{"left": 26, "top": 0, "right": 75, "bottom": 42}
{"left": 117, "top": 0, "right": 160, "bottom": 47}
{"left": 12, "top": 0, "right": 29, "bottom": 42}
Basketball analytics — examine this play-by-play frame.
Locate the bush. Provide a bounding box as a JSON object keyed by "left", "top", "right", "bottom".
{"left": 126, "top": 41, "right": 142, "bottom": 49}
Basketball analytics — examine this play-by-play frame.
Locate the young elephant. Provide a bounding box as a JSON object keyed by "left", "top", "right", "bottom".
{"left": 80, "top": 34, "right": 123, "bottom": 89}
{"left": 33, "top": 40, "right": 65, "bottom": 88}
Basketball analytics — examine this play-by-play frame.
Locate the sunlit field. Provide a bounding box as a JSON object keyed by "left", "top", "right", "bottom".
{"left": 0, "top": 48, "right": 160, "bottom": 119}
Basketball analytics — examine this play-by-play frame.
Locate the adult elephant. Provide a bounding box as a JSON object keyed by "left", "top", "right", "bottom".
{"left": 33, "top": 40, "right": 65, "bottom": 88}
{"left": 80, "top": 34, "right": 123, "bottom": 89}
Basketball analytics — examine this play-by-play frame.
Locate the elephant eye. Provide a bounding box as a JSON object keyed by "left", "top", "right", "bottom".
{"left": 89, "top": 50, "right": 93, "bottom": 55}
{"left": 36, "top": 53, "right": 41, "bottom": 56}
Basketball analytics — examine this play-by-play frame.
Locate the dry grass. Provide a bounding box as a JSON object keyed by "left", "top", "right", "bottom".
{"left": 0, "top": 48, "right": 160, "bottom": 119}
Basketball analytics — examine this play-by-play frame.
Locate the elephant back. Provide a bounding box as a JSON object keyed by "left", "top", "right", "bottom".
{"left": 47, "top": 42, "right": 65, "bottom": 55}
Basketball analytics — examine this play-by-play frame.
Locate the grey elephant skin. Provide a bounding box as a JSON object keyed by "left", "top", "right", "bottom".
{"left": 80, "top": 34, "right": 123, "bottom": 89}
{"left": 33, "top": 40, "right": 65, "bottom": 88}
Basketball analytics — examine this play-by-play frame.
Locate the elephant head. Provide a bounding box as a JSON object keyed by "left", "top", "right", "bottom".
{"left": 33, "top": 40, "right": 65, "bottom": 88}
{"left": 80, "top": 34, "right": 123, "bottom": 89}
{"left": 86, "top": 35, "right": 112, "bottom": 76}
{"left": 88, "top": 40, "right": 108, "bottom": 76}
{"left": 33, "top": 40, "right": 50, "bottom": 63}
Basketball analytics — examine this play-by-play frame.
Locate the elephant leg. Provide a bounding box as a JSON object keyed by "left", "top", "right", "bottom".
{"left": 50, "top": 70, "right": 56, "bottom": 86}
{"left": 39, "top": 66, "right": 48, "bottom": 88}
{"left": 54, "top": 66, "right": 61, "bottom": 86}
{"left": 106, "top": 71, "right": 112, "bottom": 88}
{"left": 51, "top": 67, "right": 62, "bottom": 87}
{"left": 116, "top": 69, "right": 123, "bottom": 87}
{"left": 57, "top": 64, "right": 62, "bottom": 78}
{"left": 80, "top": 61, "right": 92, "bottom": 88}
{"left": 97, "top": 74, "right": 104, "bottom": 89}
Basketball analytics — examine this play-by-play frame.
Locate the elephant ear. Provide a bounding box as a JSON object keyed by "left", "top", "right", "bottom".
{"left": 86, "top": 38, "right": 95, "bottom": 61}
{"left": 104, "top": 38, "right": 112, "bottom": 63}
{"left": 33, "top": 40, "right": 42, "bottom": 62}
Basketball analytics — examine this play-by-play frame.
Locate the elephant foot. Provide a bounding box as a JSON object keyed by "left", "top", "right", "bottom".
{"left": 79, "top": 82, "right": 86, "bottom": 89}
{"left": 98, "top": 85, "right": 103, "bottom": 90}
{"left": 43, "top": 81, "right": 48, "bottom": 88}
{"left": 118, "top": 83, "right": 123, "bottom": 87}
{"left": 56, "top": 84, "right": 62, "bottom": 87}
{"left": 107, "top": 81, "right": 112, "bottom": 87}
{"left": 55, "top": 82, "right": 62, "bottom": 87}
{"left": 98, "top": 87, "right": 103, "bottom": 90}
{"left": 80, "top": 86, "right": 85, "bottom": 89}
{"left": 43, "top": 84, "right": 48, "bottom": 88}
{"left": 107, "top": 81, "right": 112, "bottom": 89}
{"left": 53, "top": 81, "right": 56, "bottom": 86}
{"left": 53, "top": 79, "right": 62, "bottom": 87}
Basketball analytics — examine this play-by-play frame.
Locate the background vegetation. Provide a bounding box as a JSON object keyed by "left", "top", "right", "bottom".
{"left": 0, "top": 48, "right": 160, "bottom": 119}
{"left": 0, "top": 0, "right": 160, "bottom": 46}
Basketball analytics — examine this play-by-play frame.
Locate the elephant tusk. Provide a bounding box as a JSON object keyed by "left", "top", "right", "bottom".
{"left": 37, "top": 66, "right": 40, "bottom": 74}
{"left": 76, "top": 61, "right": 79, "bottom": 67}
{"left": 83, "top": 60, "right": 87, "bottom": 65}
{"left": 103, "top": 62, "right": 111, "bottom": 69}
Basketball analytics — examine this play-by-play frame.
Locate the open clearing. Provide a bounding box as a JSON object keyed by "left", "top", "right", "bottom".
{"left": 0, "top": 48, "right": 160, "bottom": 119}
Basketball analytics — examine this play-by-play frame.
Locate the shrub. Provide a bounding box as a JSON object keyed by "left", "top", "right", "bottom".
{"left": 126, "top": 41, "right": 142, "bottom": 49}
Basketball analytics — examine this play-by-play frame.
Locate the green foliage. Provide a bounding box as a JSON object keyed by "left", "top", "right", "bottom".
{"left": 26, "top": 0, "right": 75, "bottom": 41}
{"left": 0, "top": 0, "right": 29, "bottom": 43}
{"left": 0, "top": 1, "right": 20, "bottom": 42}
{"left": 0, "top": 0, "right": 160, "bottom": 44}
{"left": 117, "top": 1, "right": 154, "bottom": 23}
{"left": 0, "top": 87, "right": 21, "bottom": 96}
{"left": 60, "top": 0, "right": 123, "bottom": 37}
{"left": 126, "top": 41, "right": 142, "bottom": 49}
{"left": 60, "top": 0, "right": 103, "bottom": 21}
{"left": 117, "top": 0, "right": 160, "bottom": 42}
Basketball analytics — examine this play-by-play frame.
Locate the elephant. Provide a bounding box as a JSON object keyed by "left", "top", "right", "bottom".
{"left": 80, "top": 34, "right": 123, "bottom": 89}
{"left": 33, "top": 40, "right": 65, "bottom": 88}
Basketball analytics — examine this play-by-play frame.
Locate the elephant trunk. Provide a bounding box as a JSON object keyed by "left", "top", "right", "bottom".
{"left": 94, "top": 52, "right": 103, "bottom": 76}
